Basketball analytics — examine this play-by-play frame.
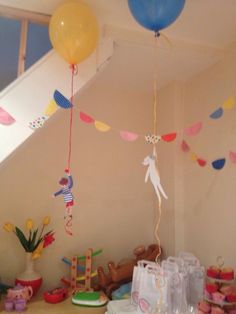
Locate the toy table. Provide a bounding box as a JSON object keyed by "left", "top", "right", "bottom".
{"left": 0, "top": 296, "right": 107, "bottom": 314}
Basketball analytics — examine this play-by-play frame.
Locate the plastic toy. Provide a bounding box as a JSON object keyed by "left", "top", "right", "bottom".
{"left": 4, "top": 298, "right": 26, "bottom": 312}
{"left": 97, "top": 244, "right": 161, "bottom": 297}
{"left": 61, "top": 248, "right": 102, "bottom": 293}
{"left": 7, "top": 284, "right": 33, "bottom": 301}
{"left": 4, "top": 284, "right": 33, "bottom": 312}
{"left": 43, "top": 287, "right": 68, "bottom": 303}
{"left": 72, "top": 291, "right": 108, "bottom": 307}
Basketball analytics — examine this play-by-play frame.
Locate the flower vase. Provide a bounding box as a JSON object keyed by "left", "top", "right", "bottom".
{"left": 15, "top": 252, "right": 42, "bottom": 296}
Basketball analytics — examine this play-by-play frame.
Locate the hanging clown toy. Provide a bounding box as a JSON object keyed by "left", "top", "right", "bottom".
{"left": 53, "top": 169, "right": 74, "bottom": 235}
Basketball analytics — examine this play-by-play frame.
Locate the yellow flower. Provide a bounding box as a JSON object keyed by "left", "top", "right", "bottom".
{"left": 42, "top": 216, "right": 50, "bottom": 226}
{"left": 32, "top": 252, "right": 41, "bottom": 260}
{"left": 32, "top": 241, "right": 44, "bottom": 260}
{"left": 26, "top": 219, "right": 33, "bottom": 230}
{"left": 3, "top": 223, "right": 14, "bottom": 232}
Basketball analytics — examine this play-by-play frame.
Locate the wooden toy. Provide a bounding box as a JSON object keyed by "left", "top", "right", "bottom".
{"left": 97, "top": 244, "right": 161, "bottom": 297}
{"left": 61, "top": 248, "right": 102, "bottom": 293}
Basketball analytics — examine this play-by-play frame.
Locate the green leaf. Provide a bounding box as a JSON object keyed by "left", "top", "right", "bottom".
{"left": 29, "top": 229, "right": 38, "bottom": 252}
{"left": 15, "top": 227, "right": 29, "bottom": 252}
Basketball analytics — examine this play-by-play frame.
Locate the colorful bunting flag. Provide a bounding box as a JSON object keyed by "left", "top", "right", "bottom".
{"left": 0, "top": 107, "right": 15, "bottom": 125}
{"left": 29, "top": 116, "right": 48, "bottom": 129}
{"left": 197, "top": 158, "right": 207, "bottom": 167}
{"left": 209, "top": 108, "right": 223, "bottom": 119}
{"left": 54, "top": 90, "right": 72, "bottom": 109}
{"left": 229, "top": 151, "right": 236, "bottom": 163}
{"left": 145, "top": 134, "right": 160, "bottom": 144}
{"left": 181, "top": 140, "right": 190, "bottom": 152}
{"left": 120, "top": 131, "right": 138, "bottom": 142}
{"left": 212, "top": 158, "right": 226, "bottom": 170}
{"left": 94, "top": 121, "right": 110, "bottom": 132}
{"left": 80, "top": 111, "right": 94, "bottom": 124}
{"left": 184, "top": 122, "right": 203, "bottom": 136}
{"left": 161, "top": 133, "right": 177, "bottom": 142}
{"left": 222, "top": 96, "right": 234, "bottom": 109}
{"left": 44, "top": 99, "right": 58, "bottom": 116}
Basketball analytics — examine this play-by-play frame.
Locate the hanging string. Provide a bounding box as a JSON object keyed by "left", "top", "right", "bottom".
{"left": 153, "top": 146, "right": 162, "bottom": 262}
{"left": 64, "top": 63, "right": 77, "bottom": 236}
{"left": 67, "top": 64, "right": 77, "bottom": 171}
{"left": 152, "top": 33, "right": 162, "bottom": 262}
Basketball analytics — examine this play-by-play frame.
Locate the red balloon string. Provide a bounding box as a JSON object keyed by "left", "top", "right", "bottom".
{"left": 67, "top": 64, "right": 77, "bottom": 171}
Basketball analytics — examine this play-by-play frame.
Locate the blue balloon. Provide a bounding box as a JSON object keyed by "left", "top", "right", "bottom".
{"left": 128, "top": 0, "right": 185, "bottom": 32}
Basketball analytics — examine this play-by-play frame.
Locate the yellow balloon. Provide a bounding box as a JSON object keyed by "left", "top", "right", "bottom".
{"left": 49, "top": 1, "right": 99, "bottom": 65}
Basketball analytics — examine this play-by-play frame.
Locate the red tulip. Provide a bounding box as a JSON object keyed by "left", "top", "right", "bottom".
{"left": 43, "top": 231, "right": 55, "bottom": 248}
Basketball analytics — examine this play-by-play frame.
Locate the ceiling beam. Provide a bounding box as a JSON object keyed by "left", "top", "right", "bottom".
{"left": 0, "top": 4, "right": 50, "bottom": 24}
{"left": 104, "top": 24, "right": 225, "bottom": 60}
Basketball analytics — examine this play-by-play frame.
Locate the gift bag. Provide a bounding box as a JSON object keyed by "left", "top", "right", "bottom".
{"left": 131, "top": 260, "right": 157, "bottom": 306}
{"left": 162, "top": 260, "right": 188, "bottom": 314}
{"left": 137, "top": 263, "right": 167, "bottom": 313}
{"left": 178, "top": 251, "right": 204, "bottom": 307}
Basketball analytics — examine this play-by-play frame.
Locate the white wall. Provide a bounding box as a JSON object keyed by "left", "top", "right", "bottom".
{"left": 182, "top": 47, "right": 236, "bottom": 268}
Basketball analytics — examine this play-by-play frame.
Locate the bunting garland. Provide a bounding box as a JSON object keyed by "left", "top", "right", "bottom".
{"left": 1, "top": 91, "right": 236, "bottom": 172}
{"left": 181, "top": 139, "right": 236, "bottom": 170}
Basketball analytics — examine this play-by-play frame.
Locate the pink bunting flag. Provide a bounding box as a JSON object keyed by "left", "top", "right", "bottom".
{"left": 229, "top": 151, "right": 236, "bottom": 163}
{"left": 184, "top": 121, "right": 203, "bottom": 136}
{"left": 0, "top": 107, "right": 15, "bottom": 125}
{"left": 80, "top": 111, "right": 94, "bottom": 124}
{"left": 161, "top": 133, "right": 177, "bottom": 142}
{"left": 120, "top": 131, "right": 138, "bottom": 142}
{"left": 181, "top": 140, "right": 190, "bottom": 152}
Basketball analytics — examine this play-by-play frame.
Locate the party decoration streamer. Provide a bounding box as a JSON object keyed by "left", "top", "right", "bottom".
{"left": 44, "top": 99, "right": 58, "bottom": 116}
{"left": 94, "top": 120, "right": 110, "bottom": 132}
{"left": 229, "top": 151, "right": 236, "bottom": 163}
{"left": 0, "top": 107, "right": 15, "bottom": 125}
{"left": 184, "top": 121, "right": 203, "bottom": 136}
{"left": 212, "top": 158, "right": 226, "bottom": 170}
{"left": 209, "top": 108, "right": 223, "bottom": 119}
{"left": 54, "top": 90, "right": 73, "bottom": 109}
{"left": 80, "top": 111, "right": 94, "bottom": 124}
{"left": 120, "top": 130, "right": 138, "bottom": 142}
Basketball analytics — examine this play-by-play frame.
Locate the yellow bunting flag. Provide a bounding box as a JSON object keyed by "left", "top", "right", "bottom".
{"left": 191, "top": 153, "right": 198, "bottom": 162}
{"left": 44, "top": 99, "right": 58, "bottom": 116}
{"left": 94, "top": 120, "right": 110, "bottom": 132}
{"left": 222, "top": 96, "right": 235, "bottom": 110}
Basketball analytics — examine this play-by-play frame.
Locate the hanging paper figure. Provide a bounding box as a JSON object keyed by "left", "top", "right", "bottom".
{"left": 53, "top": 169, "right": 74, "bottom": 235}
{"left": 142, "top": 151, "right": 168, "bottom": 203}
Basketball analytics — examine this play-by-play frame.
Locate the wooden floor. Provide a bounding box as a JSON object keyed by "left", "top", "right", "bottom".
{"left": 0, "top": 296, "right": 107, "bottom": 314}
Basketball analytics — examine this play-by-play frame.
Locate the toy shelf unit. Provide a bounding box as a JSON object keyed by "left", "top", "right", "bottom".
{"left": 198, "top": 262, "right": 236, "bottom": 313}
{"left": 61, "top": 248, "right": 102, "bottom": 293}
